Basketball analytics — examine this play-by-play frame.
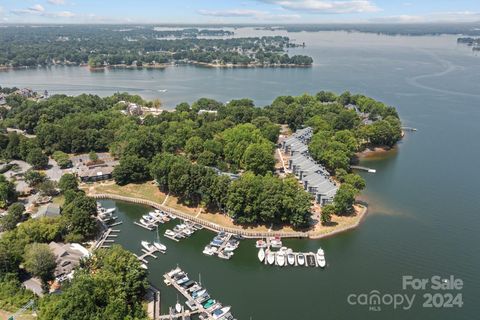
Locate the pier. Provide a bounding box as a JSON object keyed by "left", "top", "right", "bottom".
{"left": 134, "top": 246, "right": 164, "bottom": 264}
{"left": 402, "top": 126, "right": 417, "bottom": 132}
{"left": 351, "top": 165, "right": 376, "bottom": 173}
{"left": 163, "top": 267, "right": 234, "bottom": 319}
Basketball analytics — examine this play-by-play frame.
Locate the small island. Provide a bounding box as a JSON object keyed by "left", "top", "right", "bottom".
{"left": 0, "top": 25, "right": 313, "bottom": 69}
{"left": 457, "top": 37, "right": 480, "bottom": 51}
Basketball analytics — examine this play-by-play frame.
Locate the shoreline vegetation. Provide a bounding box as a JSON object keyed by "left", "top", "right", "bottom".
{"left": 0, "top": 25, "right": 313, "bottom": 69}
{"left": 84, "top": 181, "right": 367, "bottom": 239}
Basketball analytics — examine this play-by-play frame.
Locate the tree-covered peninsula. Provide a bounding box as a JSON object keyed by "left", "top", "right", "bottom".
{"left": 0, "top": 25, "right": 313, "bottom": 68}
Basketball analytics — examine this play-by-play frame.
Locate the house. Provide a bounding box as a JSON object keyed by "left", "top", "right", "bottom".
{"left": 48, "top": 242, "right": 90, "bottom": 282}
{"left": 282, "top": 127, "right": 338, "bottom": 206}
{"left": 126, "top": 103, "right": 143, "bottom": 116}
{"left": 78, "top": 164, "right": 115, "bottom": 182}
{"left": 198, "top": 109, "right": 218, "bottom": 115}
{"left": 0, "top": 93, "right": 6, "bottom": 105}
{"left": 15, "top": 88, "right": 35, "bottom": 98}
{"left": 32, "top": 204, "right": 61, "bottom": 219}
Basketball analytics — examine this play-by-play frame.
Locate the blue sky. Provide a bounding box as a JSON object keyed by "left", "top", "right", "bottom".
{"left": 0, "top": 0, "right": 479, "bottom": 24}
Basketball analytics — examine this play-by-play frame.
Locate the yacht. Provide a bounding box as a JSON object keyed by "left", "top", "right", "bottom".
{"left": 266, "top": 250, "right": 275, "bottom": 265}
{"left": 175, "top": 302, "right": 182, "bottom": 313}
{"left": 316, "top": 248, "right": 326, "bottom": 268}
{"left": 297, "top": 253, "right": 305, "bottom": 266}
{"left": 276, "top": 251, "right": 286, "bottom": 266}
{"left": 213, "top": 306, "right": 231, "bottom": 319}
{"left": 258, "top": 248, "right": 265, "bottom": 262}
{"left": 255, "top": 239, "right": 267, "bottom": 248}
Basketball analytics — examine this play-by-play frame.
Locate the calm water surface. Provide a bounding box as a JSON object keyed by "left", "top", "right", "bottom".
{"left": 2, "top": 30, "right": 479, "bottom": 319}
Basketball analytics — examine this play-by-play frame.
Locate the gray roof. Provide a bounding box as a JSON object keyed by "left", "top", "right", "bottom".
{"left": 284, "top": 126, "right": 338, "bottom": 202}
{"left": 33, "top": 204, "right": 61, "bottom": 219}
{"left": 48, "top": 242, "right": 89, "bottom": 279}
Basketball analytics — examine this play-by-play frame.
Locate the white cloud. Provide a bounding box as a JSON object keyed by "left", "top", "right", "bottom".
{"left": 54, "top": 11, "right": 75, "bottom": 18}
{"left": 197, "top": 9, "right": 265, "bottom": 17}
{"left": 30, "top": 4, "right": 45, "bottom": 12}
{"left": 370, "top": 11, "right": 480, "bottom": 23}
{"left": 48, "top": 0, "right": 66, "bottom": 4}
{"left": 258, "top": 0, "right": 381, "bottom": 14}
{"left": 197, "top": 8, "right": 301, "bottom": 21}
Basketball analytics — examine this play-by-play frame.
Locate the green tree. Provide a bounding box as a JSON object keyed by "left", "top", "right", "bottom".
{"left": 185, "top": 136, "right": 204, "bottom": 160}
{"left": 242, "top": 142, "right": 275, "bottom": 175}
{"left": 61, "top": 193, "right": 97, "bottom": 241}
{"left": 38, "top": 180, "right": 58, "bottom": 196}
{"left": 88, "top": 151, "right": 99, "bottom": 163}
{"left": 24, "top": 169, "right": 46, "bottom": 187}
{"left": 333, "top": 184, "right": 357, "bottom": 215}
{"left": 112, "top": 155, "right": 151, "bottom": 185}
{"left": 0, "top": 174, "right": 17, "bottom": 209}
{"left": 343, "top": 173, "right": 366, "bottom": 192}
{"left": 23, "top": 243, "right": 57, "bottom": 292}
{"left": 321, "top": 204, "right": 335, "bottom": 225}
{"left": 1, "top": 202, "right": 25, "bottom": 231}
{"left": 26, "top": 148, "right": 49, "bottom": 169}
{"left": 52, "top": 151, "right": 72, "bottom": 169}
{"left": 58, "top": 174, "right": 79, "bottom": 193}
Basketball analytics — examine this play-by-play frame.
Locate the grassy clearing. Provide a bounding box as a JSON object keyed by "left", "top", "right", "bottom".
{"left": 87, "top": 181, "right": 167, "bottom": 204}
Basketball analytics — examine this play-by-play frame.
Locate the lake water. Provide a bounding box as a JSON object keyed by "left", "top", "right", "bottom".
{"left": 2, "top": 30, "right": 480, "bottom": 319}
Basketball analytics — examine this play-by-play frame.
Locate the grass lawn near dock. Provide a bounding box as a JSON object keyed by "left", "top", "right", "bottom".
{"left": 85, "top": 180, "right": 367, "bottom": 238}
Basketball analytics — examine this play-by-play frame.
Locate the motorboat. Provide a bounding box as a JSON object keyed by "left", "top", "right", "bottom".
{"left": 203, "top": 299, "right": 216, "bottom": 309}
{"left": 266, "top": 250, "right": 275, "bottom": 265}
{"left": 140, "top": 263, "right": 148, "bottom": 270}
{"left": 297, "top": 253, "right": 305, "bottom": 266}
{"left": 153, "top": 241, "right": 166, "bottom": 251}
{"left": 192, "top": 289, "right": 206, "bottom": 299}
{"left": 213, "top": 306, "right": 231, "bottom": 319}
{"left": 167, "top": 267, "right": 181, "bottom": 277}
{"left": 142, "top": 214, "right": 154, "bottom": 221}
{"left": 141, "top": 241, "right": 154, "bottom": 251}
{"left": 287, "top": 252, "right": 295, "bottom": 266}
{"left": 140, "top": 218, "right": 151, "bottom": 226}
{"left": 164, "top": 229, "right": 176, "bottom": 237}
{"left": 176, "top": 276, "right": 189, "bottom": 285}
{"left": 276, "top": 251, "right": 286, "bottom": 266}
{"left": 270, "top": 237, "right": 282, "bottom": 248}
{"left": 100, "top": 207, "right": 115, "bottom": 214}
{"left": 306, "top": 253, "right": 317, "bottom": 267}
{"left": 258, "top": 248, "right": 265, "bottom": 262}
{"left": 317, "top": 248, "right": 326, "bottom": 268}
{"left": 255, "top": 239, "right": 267, "bottom": 248}
{"left": 218, "top": 251, "right": 233, "bottom": 260}
{"left": 203, "top": 245, "right": 217, "bottom": 256}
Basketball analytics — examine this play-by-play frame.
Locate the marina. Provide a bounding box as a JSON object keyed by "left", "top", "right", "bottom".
{"left": 257, "top": 238, "right": 326, "bottom": 268}
{"left": 163, "top": 267, "right": 236, "bottom": 320}
{"left": 203, "top": 233, "right": 241, "bottom": 260}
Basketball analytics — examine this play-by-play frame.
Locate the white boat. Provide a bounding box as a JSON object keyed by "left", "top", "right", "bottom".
{"left": 153, "top": 241, "right": 166, "bottom": 251}
{"left": 267, "top": 251, "right": 275, "bottom": 265}
{"left": 100, "top": 207, "right": 115, "bottom": 214}
{"left": 140, "top": 263, "right": 148, "bottom": 270}
{"left": 297, "top": 253, "right": 305, "bottom": 266}
{"left": 218, "top": 251, "right": 233, "bottom": 260}
{"left": 140, "top": 218, "right": 151, "bottom": 226}
{"left": 276, "top": 251, "right": 286, "bottom": 266}
{"left": 258, "top": 248, "right": 265, "bottom": 262}
{"left": 164, "top": 229, "right": 175, "bottom": 237}
{"left": 287, "top": 252, "right": 295, "bottom": 265}
{"left": 317, "top": 248, "right": 326, "bottom": 268}
{"left": 167, "top": 267, "right": 181, "bottom": 277}
{"left": 192, "top": 289, "right": 206, "bottom": 298}
{"left": 213, "top": 306, "right": 231, "bottom": 319}
{"left": 141, "top": 241, "right": 153, "bottom": 251}
{"left": 255, "top": 239, "right": 267, "bottom": 248}
{"left": 203, "top": 245, "right": 217, "bottom": 256}
{"left": 158, "top": 89, "right": 168, "bottom": 93}
{"left": 270, "top": 237, "right": 282, "bottom": 248}
{"left": 175, "top": 302, "right": 182, "bottom": 313}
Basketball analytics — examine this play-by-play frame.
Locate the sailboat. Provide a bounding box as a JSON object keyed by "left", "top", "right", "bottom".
{"left": 153, "top": 226, "right": 167, "bottom": 251}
